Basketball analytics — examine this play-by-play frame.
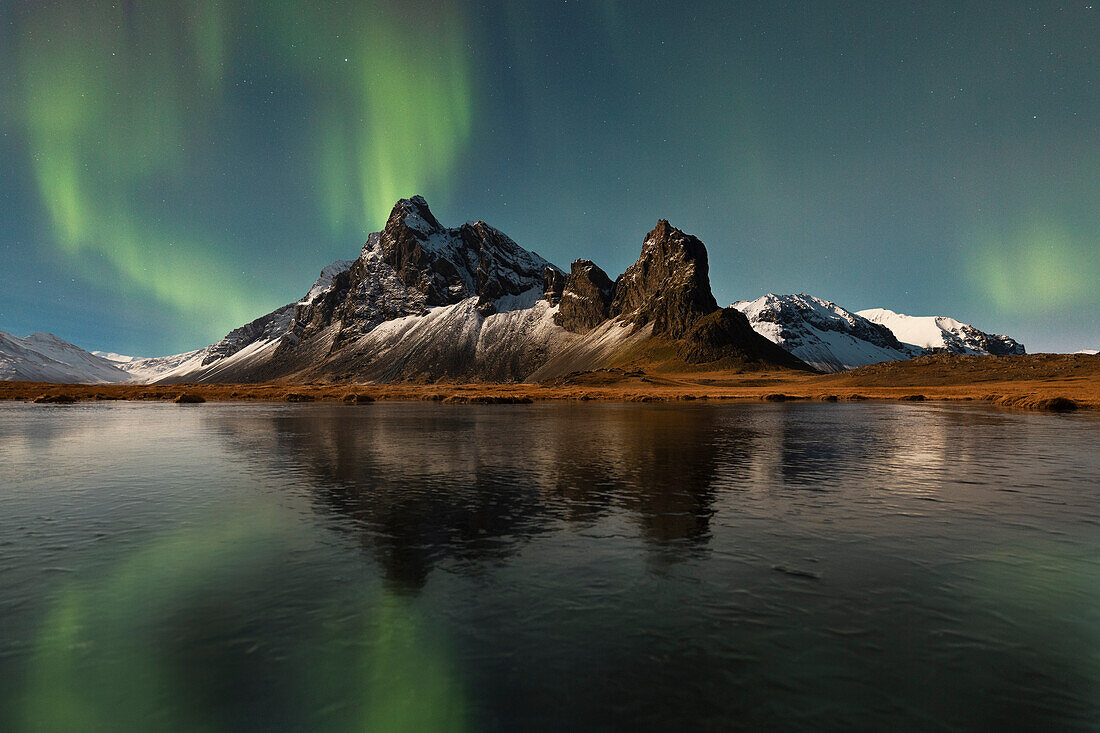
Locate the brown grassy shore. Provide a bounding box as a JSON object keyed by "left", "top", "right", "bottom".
{"left": 2, "top": 354, "right": 1097, "bottom": 412}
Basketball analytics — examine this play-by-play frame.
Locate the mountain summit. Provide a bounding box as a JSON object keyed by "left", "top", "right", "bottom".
{"left": 611, "top": 220, "right": 719, "bottom": 338}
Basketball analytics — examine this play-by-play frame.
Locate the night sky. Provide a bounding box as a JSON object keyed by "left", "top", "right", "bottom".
{"left": 1, "top": 1, "right": 1096, "bottom": 356}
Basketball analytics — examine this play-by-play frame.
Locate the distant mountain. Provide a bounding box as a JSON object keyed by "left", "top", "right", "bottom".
{"left": 733, "top": 295, "right": 1026, "bottom": 373}
{"left": 0, "top": 331, "right": 131, "bottom": 383}
{"left": 5, "top": 196, "right": 805, "bottom": 384}
{"left": 1076, "top": 349, "right": 1099, "bottom": 355}
{"left": 857, "top": 308, "right": 1025, "bottom": 356}
{"left": 732, "top": 294, "right": 920, "bottom": 372}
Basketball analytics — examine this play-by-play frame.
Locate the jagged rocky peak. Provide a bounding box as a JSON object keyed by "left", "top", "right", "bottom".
{"left": 555, "top": 259, "right": 616, "bottom": 333}
{"left": 285, "top": 196, "right": 561, "bottom": 348}
{"left": 378, "top": 195, "right": 556, "bottom": 314}
{"left": 611, "top": 219, "right": 719, "bottom": 338}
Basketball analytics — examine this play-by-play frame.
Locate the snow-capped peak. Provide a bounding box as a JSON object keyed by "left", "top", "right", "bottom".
{"left": 0, "top": 330, "right": 132, "bottom": 383}
{"left": 856, "top": 308, "right": 1025, "bottom": 356}
{"left": 732, "top": 294, "right": 916, "bottom": 372}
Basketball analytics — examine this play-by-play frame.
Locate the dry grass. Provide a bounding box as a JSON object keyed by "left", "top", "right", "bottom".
{"left": 2, "top": 353, "right": 1097, "bottom": 412}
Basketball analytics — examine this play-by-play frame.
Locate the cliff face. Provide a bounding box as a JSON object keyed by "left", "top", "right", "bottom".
{"left": 554, "top": 259, "right": 615, "bottom": 333}
{"left": 610, "top": 220, "right": 720, "bottom": 339}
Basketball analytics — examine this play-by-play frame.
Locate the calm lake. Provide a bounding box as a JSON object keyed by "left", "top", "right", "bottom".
{"left": 1, "top": 401, "right": 1098, "bottom": 731}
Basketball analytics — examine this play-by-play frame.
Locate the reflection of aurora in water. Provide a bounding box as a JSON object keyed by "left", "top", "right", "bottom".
{"left": 22, "top": 515, "right": 467, "bottom": 733}
{"left": 2, "top": 401, "right": 1099, "bottom": 730}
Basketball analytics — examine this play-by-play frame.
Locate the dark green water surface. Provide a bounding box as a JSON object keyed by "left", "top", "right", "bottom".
{"left": 1, "top": 401, "right": 1098, "bottom": 731}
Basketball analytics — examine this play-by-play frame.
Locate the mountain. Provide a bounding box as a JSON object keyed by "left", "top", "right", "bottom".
{"left": 0, "top": 331, "right": 131, "bottom": 383}
{"left": 101, "top": 196, "right": 807, "bottom": 384}
{"left": 6, "top": 200, "right": 1042, "bottom": 384}
{"left": 857, "top": 308, "right": 1025, "bottom": 356}
{"left": 733, "top": 294, "right": 1027, "bottom": 373}
{"left": 1, "top": 197, "right": 818, "bottom": 385}
{"left": 1075, "top": 349, "right": 1098, "bottom": 356}
{"left": 732, "top": 294, "right": 920, "bottom": 372}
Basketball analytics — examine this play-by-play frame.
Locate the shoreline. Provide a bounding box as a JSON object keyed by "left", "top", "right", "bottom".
{"left": 2, "top": 353, "right": 1097, "bottom": 412}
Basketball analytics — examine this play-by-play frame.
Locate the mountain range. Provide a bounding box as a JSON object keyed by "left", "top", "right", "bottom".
{"left": 2, "top": 196, "right": 1040, "bottom": 384}
{"left": 732, "top": 294, "right": 1025, "bottom": 372}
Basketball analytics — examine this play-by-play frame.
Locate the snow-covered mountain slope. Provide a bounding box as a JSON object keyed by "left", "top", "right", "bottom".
{"left": 112, "top": 349, "right": 206, "bottom": 383}
{"left": 732, "top": 294, "right": 1029, "bottom": 372}
{"left": 857, "top": 308, "right": 1025, "bottom": 356}
{"left": 106, "top": 261, "right": 360, "bottom": 383}
{"left": 295, "top": 288, "right": 648, "bottom": 383}
{"left": 0, "top": 331, "right": 132, "bottom": 383}
{"left": 732, "top": 294, "right": 919, "bottom": 372}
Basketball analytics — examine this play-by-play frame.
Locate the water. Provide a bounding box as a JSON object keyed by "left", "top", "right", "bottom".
{"left": 1, "top": 401, "right": 1098, "bottom": 732}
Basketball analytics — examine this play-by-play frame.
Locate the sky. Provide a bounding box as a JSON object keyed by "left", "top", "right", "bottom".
{"left": 0, "top": 0, "right": 1096, "bottom": 356}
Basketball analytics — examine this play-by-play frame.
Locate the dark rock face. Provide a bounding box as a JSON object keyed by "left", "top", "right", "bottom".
{"left": 676, "top": 308, "right": 813, "bottom": 370}
{"left": 543, "top": 267, "right": 565, "bottom": 306}
{"left": 379, "top": 196, "right": 553, "bottom": 310}
{"left": 610, "top": 220, "right": 719, "bottom": 338}
{"left": 288, "top": 196, "right": 557, "bottom": 347}
{"left": 555, "top": 259, "right": 615, "bottom": 333}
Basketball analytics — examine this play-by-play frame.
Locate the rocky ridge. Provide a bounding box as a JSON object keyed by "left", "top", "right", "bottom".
{"left": 610, "top": 220, "right": 719, "bottom": 338}
{"left": 123, "top": 196, "right": 810, "bottom": 383}
{"left": 554, "top": 260, "right": 615, "bottom": 333}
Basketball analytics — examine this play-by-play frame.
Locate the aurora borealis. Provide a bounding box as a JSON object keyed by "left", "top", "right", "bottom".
{"left": 0, "top": 1, "right": 1096, "bottom": 354}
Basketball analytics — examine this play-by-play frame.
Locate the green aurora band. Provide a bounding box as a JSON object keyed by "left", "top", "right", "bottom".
{"left": 266, "top": 0, "right": 474, "bottom": 234}
{"left": 967, "top": 217, "right": 1096, "bottom": 316}
{"left": 8, "top": 0, "right": 473, "bottom": 343}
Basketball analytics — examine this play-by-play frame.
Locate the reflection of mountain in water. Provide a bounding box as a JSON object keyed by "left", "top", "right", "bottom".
{"left": 213, "top": 404, "right": 755, "bottom": 591}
